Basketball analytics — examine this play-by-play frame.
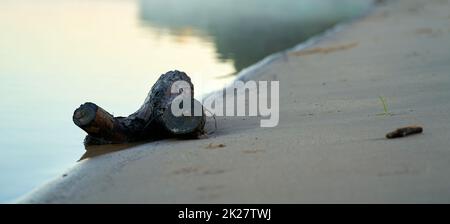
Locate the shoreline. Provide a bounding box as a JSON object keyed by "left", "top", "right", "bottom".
{"left": 19, "top": 0, "right": 450, "bottom": 203}
{"left": 234, "top": 2, "right": 376, "bottom": 84}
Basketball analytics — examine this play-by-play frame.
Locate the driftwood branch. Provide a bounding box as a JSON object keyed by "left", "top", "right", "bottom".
{"left": 73, "top": 70, "right": 206, "bottom": 145}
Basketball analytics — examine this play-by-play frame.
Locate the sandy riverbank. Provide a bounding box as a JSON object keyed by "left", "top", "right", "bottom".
{"left": 19, "top": 0, "right": 450, "bottom": 203}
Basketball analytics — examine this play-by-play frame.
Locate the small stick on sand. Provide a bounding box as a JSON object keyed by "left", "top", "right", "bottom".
{"left": 386, "top": 126, "right": 423, "bottom": 139}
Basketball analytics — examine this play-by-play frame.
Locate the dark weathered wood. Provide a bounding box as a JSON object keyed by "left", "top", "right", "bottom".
{"left": 161, "top": 99, "right": 206, "bottom": 136}
{"left": 73, "top": 103, "right": 128, "bottom": 144}
{"left": 72, "top": 70, "right": 206, "bottom": 145}
{"left": 386, "top": 126, "right": 423, "bottom": 139}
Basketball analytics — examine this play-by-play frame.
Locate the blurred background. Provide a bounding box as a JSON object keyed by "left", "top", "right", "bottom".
{"left": 0, "top": 0, "right": 372, "bottom": 202}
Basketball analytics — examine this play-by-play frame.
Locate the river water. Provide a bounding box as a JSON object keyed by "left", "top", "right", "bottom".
{"left": 0, "top": 0, "right": 372, "bottom": 202}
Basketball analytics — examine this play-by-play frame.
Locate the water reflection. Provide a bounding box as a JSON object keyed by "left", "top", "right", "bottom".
{"left": 139, "top": 0, "right": 372, "bottom": 71}
{"left": 80, "top": 143, "right": 142, "bottom": 160}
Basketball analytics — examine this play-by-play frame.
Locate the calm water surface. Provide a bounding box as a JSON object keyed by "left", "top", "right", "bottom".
{"left": 0, "top": 0, "right": 372, "bottom": 202}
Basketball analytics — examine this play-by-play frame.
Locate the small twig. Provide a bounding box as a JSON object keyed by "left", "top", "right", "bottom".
{"left": 203, "top": 107, "right": 218, "bottom": 135}
{"left": 386, "top": 126, "right": 423, "bottom": 139}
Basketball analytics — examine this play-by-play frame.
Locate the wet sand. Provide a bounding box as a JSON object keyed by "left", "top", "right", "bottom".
{"left": 19, "top": 0, "right": 450, "bottom": 203}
